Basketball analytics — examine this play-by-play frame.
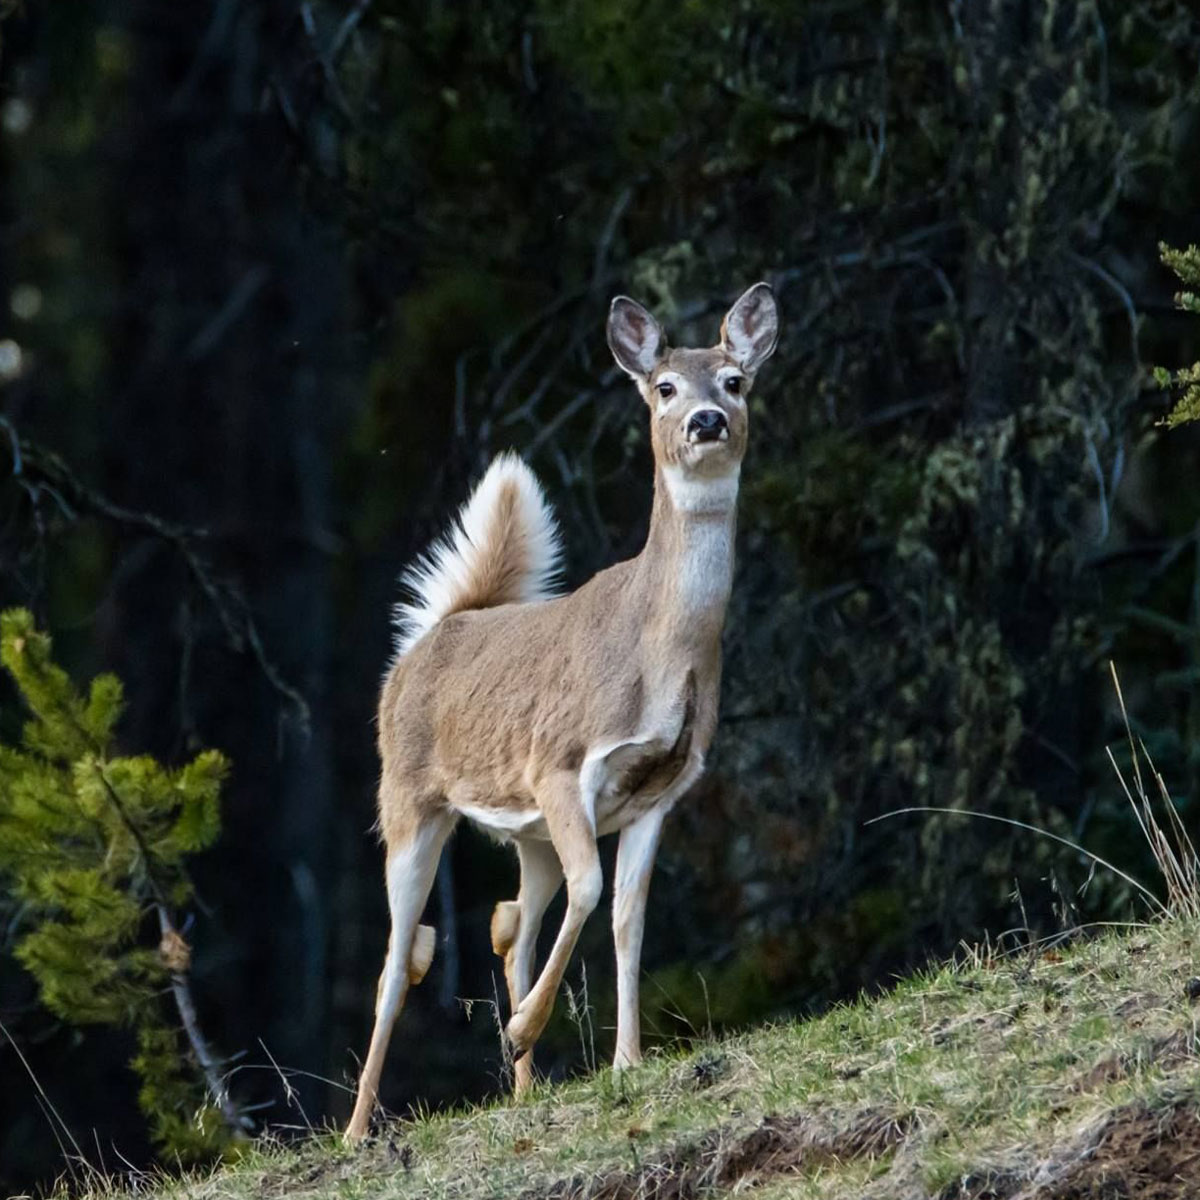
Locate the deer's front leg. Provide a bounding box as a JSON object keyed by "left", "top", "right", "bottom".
{"left": 612, "top": 806, "right": 665, "bottom": 1070}
{"left": 505, "top": 771, "right": 602, "bottom": 1057}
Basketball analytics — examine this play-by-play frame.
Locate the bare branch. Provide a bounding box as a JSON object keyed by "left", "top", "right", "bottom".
{"left": 0, "top": 418, "right": 310, "bottom": 734}
{"left": 330, "top": 0, "right": 372, "bottom": 63}
{"left": 185, "top": 265, "right": 271, "bottom": 361}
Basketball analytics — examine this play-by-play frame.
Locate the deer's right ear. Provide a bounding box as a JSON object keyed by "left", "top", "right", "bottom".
{"left": 607, "top": 297, "right": 665, "bottom": 381}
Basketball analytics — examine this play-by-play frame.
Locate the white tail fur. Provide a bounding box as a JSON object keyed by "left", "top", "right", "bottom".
{"left": 393, "top": 452, "right": 562, "bottom": 656}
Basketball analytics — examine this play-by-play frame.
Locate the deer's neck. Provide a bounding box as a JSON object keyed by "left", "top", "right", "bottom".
{"left": 636, "top": 463, "right": 739, "bottom": 643}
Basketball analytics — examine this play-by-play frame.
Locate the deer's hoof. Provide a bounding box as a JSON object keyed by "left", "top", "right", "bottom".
{"left": 504, "top": 1008, "right": 539, "bottom": 1058}
{"left": 502, "top": 1030, "right": 529, "bottom": 1063}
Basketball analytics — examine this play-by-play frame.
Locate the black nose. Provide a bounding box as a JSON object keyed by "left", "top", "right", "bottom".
{"left": 687, "top": 409, "right": 728, "bottom": 442}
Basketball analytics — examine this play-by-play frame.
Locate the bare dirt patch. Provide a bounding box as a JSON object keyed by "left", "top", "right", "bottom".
{"left": 1030, "top": 1103, "right": 1200, "bottom": 1200}
{"left": 524, "top": 1106, "right": 913, "bottom": 1200}
{"left": 940, "top": 1103, "right": 1200, "bottom": 1200}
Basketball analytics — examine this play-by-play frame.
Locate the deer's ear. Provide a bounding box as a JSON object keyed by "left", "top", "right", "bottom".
{"left": 720, "top": 283, "right": 778, "bottom": 374}
{"left": 607, "top": 296, "right": 665, "bottom": 380}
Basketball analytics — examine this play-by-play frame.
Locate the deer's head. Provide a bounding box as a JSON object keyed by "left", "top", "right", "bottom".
{"left": 607, "top": 283, "right": 778, "bottom": 482}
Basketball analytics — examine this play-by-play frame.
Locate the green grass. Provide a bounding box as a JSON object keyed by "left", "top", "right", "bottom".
{"left": 81, "top": 917, "right": 1200, "bottom": 1200}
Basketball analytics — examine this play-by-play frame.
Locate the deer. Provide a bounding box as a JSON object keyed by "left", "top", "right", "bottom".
{"left": 346, "top": 282, "right": 779, "bottom": 1141}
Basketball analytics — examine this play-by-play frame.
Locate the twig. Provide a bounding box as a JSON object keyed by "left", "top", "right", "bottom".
{"left": 300, "top": 1, "right": 352, "bottom": 120}
{"left": 223, "top": 1060, "right": 356, "bottom": 1095}
{"left": 268, "top": 74, "right": 300, "bottom": 134}
{"left": 865, "top": 806, "right": 1166, "bottom": 915}
{"left": 490, "top": 323, "right": 556, "bottom": 419}
{"left": 160, "top": 902, "right": 250, "bottom": 1133}
{"left": 520, "top": 28, "right": 537, "bottom": 93}
{"left": 500, "top": 323, "right": 596, "bottom": 432}
{"left": 0, "top": 1016, "right": 86, "bottom": 1165}
{"left": 0, "top": 413, "right": 22, "bottom": 474}
{"left": 849, "top": 392, "right": 947, "bottom": 433}
{"left": 168, "top": 0, "right": 242, "bottom": 114}
{"left": 1069, "top": 250, "right": 1139, "bottom": 363}
{"left": 1, "top": 420, "right": 310, "bottom": 733}
{"left": 524, "top": 383, "right": 613, "bottom": 458}
{"left": 329, "top": 0, "right": 371, "bottom": 62}
{"left": 258, "top": 1038, "right": 312, "bottom": 1130}
{"left": 591, "top": 186, "right": 634, "bottom": 290}
{"left": 185, "top": 265, "right": 271, "bottom": 361}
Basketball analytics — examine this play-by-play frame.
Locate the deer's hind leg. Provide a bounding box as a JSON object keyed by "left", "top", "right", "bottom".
{"left": 491, "top": 837, "right": 563, "bottom": 1094}
{"left": 347, "top": 793, "right": 455, "bottom": 1141}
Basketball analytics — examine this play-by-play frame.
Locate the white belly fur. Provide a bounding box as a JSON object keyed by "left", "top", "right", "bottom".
{"left": 452, "top": 734, "right": 704, "bottom": 843}
{"left": 454, "top": 801, "right": 548, "bottom": 841}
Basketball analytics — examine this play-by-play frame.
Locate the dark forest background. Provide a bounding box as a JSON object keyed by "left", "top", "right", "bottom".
{"left": 2, "top": 0, "right": 1200, "bottom": 1190}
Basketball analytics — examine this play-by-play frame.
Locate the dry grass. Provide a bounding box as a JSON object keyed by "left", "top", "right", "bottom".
{"left": 1106, "top": 663, "right": 1200, "bottom": 921}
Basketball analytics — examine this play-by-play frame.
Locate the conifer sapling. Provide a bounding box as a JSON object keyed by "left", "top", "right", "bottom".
{"left": 0, "top": 608, "right": 245, "bottom": 1158}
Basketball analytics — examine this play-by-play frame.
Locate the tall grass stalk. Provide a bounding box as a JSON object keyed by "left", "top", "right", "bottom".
{"left": 869, "top": 663, "right": 1199, "bottom": 921}
{"left": 1105, "top": 662, "right": 1199, "bottom": 920}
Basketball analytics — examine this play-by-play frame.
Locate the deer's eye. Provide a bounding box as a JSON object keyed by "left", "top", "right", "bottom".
{"left": 724, "top": 376, "right": 743, "bottom": 395}
{"left": 656, "top": 381, "right": 675, "bottom": 400}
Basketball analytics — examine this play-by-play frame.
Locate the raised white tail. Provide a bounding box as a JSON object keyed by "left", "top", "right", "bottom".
{"left": 393, "top": 452, "right": 562, "bottom": 656}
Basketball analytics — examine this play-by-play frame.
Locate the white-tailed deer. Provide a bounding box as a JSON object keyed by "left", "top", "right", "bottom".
{"left": 346, "top": 283, "right": 779, "bottom": 1140}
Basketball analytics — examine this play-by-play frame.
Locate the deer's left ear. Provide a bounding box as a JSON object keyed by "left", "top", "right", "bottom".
{"left": 720, "top": 282, "right": 779, "bottom": 374}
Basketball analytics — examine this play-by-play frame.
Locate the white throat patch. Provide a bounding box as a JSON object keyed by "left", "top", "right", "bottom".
{"left": 659, "top": 464, "right": 738, "bottom": 615}
{"left": 660, "top": 463, "right": 740, "bottom": 515}
{"left": 676, "top": 518, "right": 734, "bottom": 613}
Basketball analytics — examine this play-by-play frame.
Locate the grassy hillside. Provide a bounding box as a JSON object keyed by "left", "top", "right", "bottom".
{"left": 87, "top": 916, "right": 1199, "bottom": 1200}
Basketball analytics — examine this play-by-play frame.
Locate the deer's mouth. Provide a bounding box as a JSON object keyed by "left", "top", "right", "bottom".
{"left": 681, "top": 437, "right": 725, "bottom": 460}
{"left": 678, "top": 438, "right": 739, "bottom": 475}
